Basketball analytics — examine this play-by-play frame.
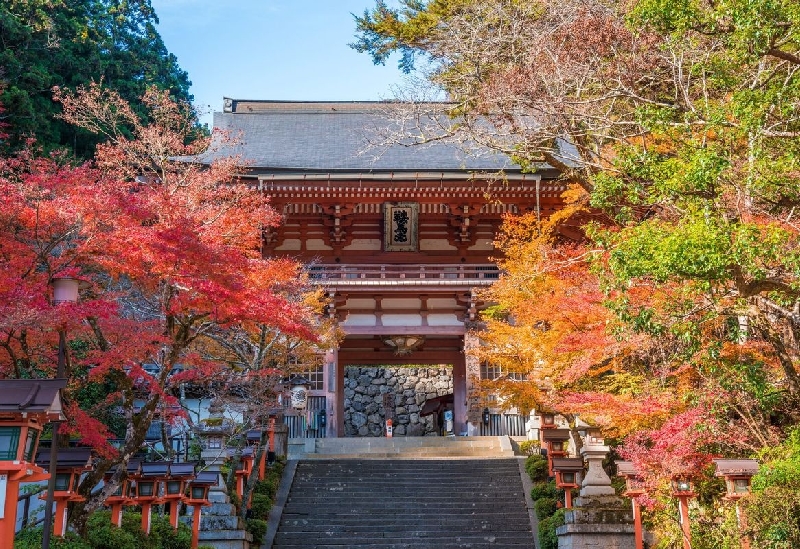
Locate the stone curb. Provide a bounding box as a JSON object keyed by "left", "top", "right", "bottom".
{"left": 263, "top": 459, "right": 298, "bottom": 549}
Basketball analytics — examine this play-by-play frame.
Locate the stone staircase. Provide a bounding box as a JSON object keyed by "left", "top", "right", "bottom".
{"left": 288, "top": 435, "right": 515, "bottom": 459}
{"left": 270, "top": 457, "right": 534, "bottom": 549}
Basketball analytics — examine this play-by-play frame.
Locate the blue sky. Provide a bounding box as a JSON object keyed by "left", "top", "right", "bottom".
{"left": 150, "top": 0, "right": 407, "bottom": 127}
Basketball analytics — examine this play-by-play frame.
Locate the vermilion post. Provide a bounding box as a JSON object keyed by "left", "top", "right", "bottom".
{"left": 141, "top": 502, "right": 153, "bottom": 534}
{"left": 110, "top": 503, "right": 124, "bottom": 527}
{"left": 678, "top": 496, "right": 692, "bottom": 549}
{"left": 170, "top": 501, "right": 180, "bottom": 529}
{"left": 0, "top": 477, "right": 22, "bottom": 545}
{"left": 737, "top": 503, "right": 750, "bottom": 549}
{"left": 631, "top": 499, "right": 643, "bottom": 549}
{"left": 191, "top": 505, "right": 203, "bottom": 548}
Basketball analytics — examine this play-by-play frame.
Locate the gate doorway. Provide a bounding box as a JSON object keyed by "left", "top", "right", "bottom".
{"left": 342, "top": 366, "right": 453, "bottom": 436}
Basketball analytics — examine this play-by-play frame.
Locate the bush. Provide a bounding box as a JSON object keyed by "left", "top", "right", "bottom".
{"left": 246, "top": 518, "right": 268, "bottom": 545}
{"left": 250, "top": 493, "right": 272, "bottom": 519}
{"left": 530, "top": 480, "right": 559, "bottom": 501}
{"left": 253, "top": 477, "right": 278, "bottom": 498}
{"left": 15, "top": 527, "right": 91, "bottom": 549}
{"left": 86, "top": 510, "right": 191, "bottom": 549}
{"left": 538, "top": 509, "right": 565, "bottom": 549}
{"left": 534, "top": 497, "right": 559, "bottom": 520}
{"left": 518, "top": 440, "right": 541, "bottom": 456}
{"left": 525, "top": 454, "right": 549, "bottom": 483}
{"left": 149, "top": 513, "right": 192, "bottom": 549}
{"left": 86, "top": 512, "right": 147, "bottom": 549}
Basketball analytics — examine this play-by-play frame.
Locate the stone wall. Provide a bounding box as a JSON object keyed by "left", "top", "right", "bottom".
{"left": 343, "top": 366, "right": 453, "bottom": 436}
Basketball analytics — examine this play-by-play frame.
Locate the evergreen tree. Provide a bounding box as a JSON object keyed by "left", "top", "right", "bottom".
{"left": 0, "top": 0, "right": 192, "bottom": 157}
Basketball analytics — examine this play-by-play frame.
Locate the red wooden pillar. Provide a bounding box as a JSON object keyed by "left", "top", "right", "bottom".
{"left": 677, "top": 495, "right": 692, "bottom": 549}
{"left": 53, "top": 499, "right": 69, "bottom": 537}
{"left": 110, "top": 502, "right": 124, "bottom": 527}
{"left": 631, "top": 498, "right": 643, "bottom": 549}
{"left": 0, "top": 476, "right": 22, "bottom": 546}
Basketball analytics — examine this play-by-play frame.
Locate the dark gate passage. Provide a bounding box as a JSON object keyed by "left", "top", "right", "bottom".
{"left": 342, "top": 366, "right": 453, "bottom": 436}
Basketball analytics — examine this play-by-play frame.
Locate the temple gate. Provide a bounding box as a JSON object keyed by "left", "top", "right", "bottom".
{"left": 204, "top": 100, "right": 568, "bottom": 436}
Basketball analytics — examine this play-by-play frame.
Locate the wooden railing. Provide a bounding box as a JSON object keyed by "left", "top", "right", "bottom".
{"left": 308, "top": 264, "right": 500, "bottom": 282}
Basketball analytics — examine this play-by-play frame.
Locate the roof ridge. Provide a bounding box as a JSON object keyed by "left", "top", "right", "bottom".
{"left": 224, "top": 98, "right": 454, "bottom": 115}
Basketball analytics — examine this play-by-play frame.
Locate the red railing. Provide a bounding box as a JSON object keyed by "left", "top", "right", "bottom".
{"left": 308, "top": 264, "right": 500, "bottom": 282}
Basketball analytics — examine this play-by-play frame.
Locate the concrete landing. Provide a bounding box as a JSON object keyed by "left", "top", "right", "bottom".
{"left": 288, "top": 435, "right": 515, "bottom": 460}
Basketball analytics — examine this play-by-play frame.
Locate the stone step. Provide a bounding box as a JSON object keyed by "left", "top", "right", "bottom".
{"left": 277, "top": 518, "right": 531, "bottom": 530}
{"left": 274, "top": 542, "right": 533, "bottom": 549}
{"left": 271, "top": 458, "right": 534, "bottom": 549}
{"left": 286, "top": 492, "right": 526, "bottom": 500}
{"left": 276, "top": 530, "right": 534, "bottom": 539}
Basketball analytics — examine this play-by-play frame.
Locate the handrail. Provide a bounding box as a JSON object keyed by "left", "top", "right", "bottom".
{"left": 307, "top": 264, "right": 500, "bottom": 281}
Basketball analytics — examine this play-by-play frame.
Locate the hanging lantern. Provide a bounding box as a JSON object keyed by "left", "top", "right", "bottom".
{"left": 51, "top": 277, "right": 82, "bottom": 305}
{"left": 287, "top": 375, "right": 312, "bottom": 410}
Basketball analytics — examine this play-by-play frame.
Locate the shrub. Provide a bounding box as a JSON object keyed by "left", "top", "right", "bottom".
{"left": 14, "top": 527, "right": 91, "bottom": 549}
{"left": 530, "top": 480, "right": 559, "bottom": 501}
{"left": 149, "top": 513, "right": 192, "bottom": 549}
{"left": 246, "top": 518, "right": 268, "bottom": 545}
{"left": 538, "top": 509, "right": 565, "bottom": 549}
{"left": 534, "top": 497, "right": 559, "bottom": 520}
{"left": 254, "top": 477, "right": 278, "bottom": 498}
{"left": 250, "top": 493, "right": 272, "bottom": 519}
{"left": 86, "top": 510, "right": 191, "bottom": 549}
{"left": 518, "top": 440, "right": 541, "bottom": 456}
{"left": 525, "top": 454, "right": 549, "bottom": 483}
{"left": 86, "top": 511, "right": 146, "bottom": 549}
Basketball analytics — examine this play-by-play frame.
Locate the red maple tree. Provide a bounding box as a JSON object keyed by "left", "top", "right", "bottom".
{"left": 0, "top": 85, "right": 319, "bottom": 528}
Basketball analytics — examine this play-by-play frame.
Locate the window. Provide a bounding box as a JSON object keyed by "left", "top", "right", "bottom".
{"left": 0, "top": 426, "right": 21, "bottom": 460}
{"left": 481, "top": 362, "right": 503, "bottom": 380}
{"left": 23, "top": 428, "right": 38, "bottom": 461}
{"left": 480, "top": 363, "right": 527, "bottom": 381}
{"left": 55, "top": 473, "right": 72, "bottom": 492}
{"left": 302, "top": 364, "right": 324, "bottom": 391}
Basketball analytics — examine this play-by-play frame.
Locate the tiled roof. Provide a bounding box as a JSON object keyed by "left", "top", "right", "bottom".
{"left": 199, "top": 101, "right": 522, "bottom": 173}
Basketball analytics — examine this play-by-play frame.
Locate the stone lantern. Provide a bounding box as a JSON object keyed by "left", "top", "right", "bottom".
{"left": 577, "top": 427, "right": 616, "bottom": 498}
{"left": 34, "top": 448, "right": 93, "bottom": 538}
{"left": 0, "top": 378, "right": 66, "bottom": 548}
{"left": 193, "top": 402, "right": 234, "bottom": 497}
{"left": 551, "top": 457, "right": 583, "bottom": 508}
{"left": 554, "top": 427, "right": 635, "bottom": 549}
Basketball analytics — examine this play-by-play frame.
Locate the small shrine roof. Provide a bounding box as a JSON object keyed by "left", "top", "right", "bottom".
{"left": 713, "top": 459, "right": 759, "bottom": 477}
{"left": 35, "top": 447, "right": 93, "bottom": 469}
{"left": 541, "top": 428, "right": 571, "bottom": 442}
{"left": 551, "top": 457, "right": 584, "bottom": 472}
{"left": 0, "top": 379, "right": 66, "bottom": 414}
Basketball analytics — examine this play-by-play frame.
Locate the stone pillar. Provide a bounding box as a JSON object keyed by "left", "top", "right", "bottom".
{"left": 556, "top": 434, "right": 635, "bottom": 549}
{"left": 324, "top": 348, "right": 339, "bottom": 438}
{"left": 452, "top": 351, "right": 467, "bottom": 436}
{"left": 273, "top": 422, "right": 289, "bottom": 457}
{"left": 189, "top": 406, "right": 252, "bottom": 549}
{"left": 463, "top": 331, "right": 481, "bottom": 436}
